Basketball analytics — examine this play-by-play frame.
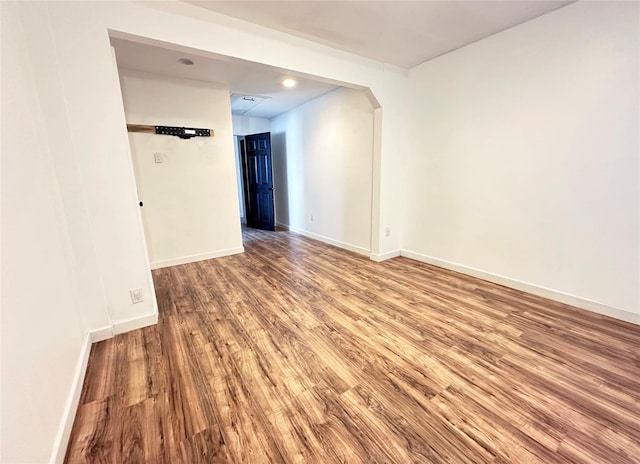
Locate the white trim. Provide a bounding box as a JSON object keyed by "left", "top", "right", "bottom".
{"left": 50, "top": 307, "right": 159, "bottom": 463}
{"left": 88, "top": 325, "right": 114, "bottom": 343}
{"left": 50, "top": 333, "right": 92, "bottom": 464}
{"left": 89, "top": 302, "right": 159, "bottom": 342}
{"left": 150, "top": 247, "right": 244, "bottom": 270}
{"left": 287, "top": 225, "right": 370, "bottom": 256}
{"left": 112, "top": 309, "right": 159, "bottom": 335}
{"left": 275, "top": 222, "right": 290, "bottom": 231}
{"left": 369, "top": 249, "right": 401, "bottom": 262}
{"left": 400, "top": 249, "right": 640, "bottom": 325}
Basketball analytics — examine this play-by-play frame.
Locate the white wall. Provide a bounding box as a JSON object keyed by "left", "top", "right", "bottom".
{"left": 271, "top": 87, "right": 374, "bottom": 254}
{"left": 1, "top": 3, "right": 88, "bottom": 462}
{"left": 7, "top": 0, "right": 407, "bottom": 339}
{"left": 232, "top": 115, "right": 271, "bottom": 135}
{"left": 2, "top": 2, "right": 407, "bottom": 459}
{"left": 404, "top": 1, "right": 640, "bottom": 320}
{"left": 16, "top": 2, "right": 159, "bottom": 329}
{"left": 119, "top": 70, "right": 243, "bottom": 268}
{"left": 55, "top": 0, "right": 406, "bottom": 258}
{"left": 5, "top": 0, "right": 636, "bottom": 461}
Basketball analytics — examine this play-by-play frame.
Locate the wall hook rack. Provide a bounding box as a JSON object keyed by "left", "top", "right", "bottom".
{"left": 127, "top": 124, "right": 215, "bottom": 139}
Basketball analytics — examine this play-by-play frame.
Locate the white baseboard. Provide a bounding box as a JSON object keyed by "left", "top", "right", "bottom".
{"left": 50, "top": 333, "right": 92, "bottom": 464}
{"left": 287, "top": 225, "right": 370, "bottom": 256}
{"left": 275, "top": 222, "right": 290, "bottom": 231}
{"left": 150, "top": 246, "right": 244, "bottom": 270}
{"left": 88, "top": 325, "right": 114, "bottom": 343}
{"left": 400, "top": 249, "right": 639, "bottom": 325}
{"left": 112, "top": 309, "right": 159, "bottom": 335}
{"left": 89, "top": 303, "right": 159, "bottom": 341}
{"left": 370, "top": 249, "right": 401, "bottom": 262}
{"left": 51, "top": 308, "right": 159, "bottom": 462}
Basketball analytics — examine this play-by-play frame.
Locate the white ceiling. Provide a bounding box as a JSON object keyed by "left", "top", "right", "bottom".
{"left": 111, "top": 38, "right": 340, "bottom": 119}
{"left": 112, "top": 2, "right": 574, "bottom": 117}
{"left": 187, "top": 0, "right": 575, "bottom": 69}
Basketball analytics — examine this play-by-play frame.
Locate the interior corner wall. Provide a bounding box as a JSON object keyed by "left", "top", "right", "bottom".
{"left": 404, "top": 1, "right": 640, "bottom": 319}
{"left": 1, "top": 3, "right": 87, "bottom": 462}
{"left": 119, "top": 69, "right": 243, "bottom": 268}
{"left": 19, "top": 1, "right": 158, "bottom": 327}
{"left": 270, "top": 87, "right": 374, "bottom": 254}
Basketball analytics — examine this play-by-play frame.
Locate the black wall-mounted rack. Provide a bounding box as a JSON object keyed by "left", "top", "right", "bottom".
{"left": 127, "top": 124, "right": 215, "bottom": 139}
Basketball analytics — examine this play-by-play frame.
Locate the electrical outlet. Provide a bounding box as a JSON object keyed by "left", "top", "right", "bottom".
{"left": 130, "top": 288, "right": 143, "bottom": 304}
{"left": 310, "top": 214, "right": 314, "bottom": 222}
{"left": 154, "top": 153, "right": 163, "bottom": 163}
{"left": 385, "top": 227, "right": 391, "bottom": 237}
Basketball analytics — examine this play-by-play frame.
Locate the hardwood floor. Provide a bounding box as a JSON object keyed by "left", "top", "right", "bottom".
{"left": 65, "top": 228, "right": 640, "bottom": 463}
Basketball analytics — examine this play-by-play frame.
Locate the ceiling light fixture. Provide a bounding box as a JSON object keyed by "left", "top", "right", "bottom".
{"left": 178, "top": 58, "right": 194, "bottom": 66}
{"left": 282, "top": 78, "right": 296, "bottom": 88}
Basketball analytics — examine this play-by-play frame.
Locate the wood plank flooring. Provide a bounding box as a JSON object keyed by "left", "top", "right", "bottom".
{"left": 65, "top": 228, "right": 640, "bottom": 463}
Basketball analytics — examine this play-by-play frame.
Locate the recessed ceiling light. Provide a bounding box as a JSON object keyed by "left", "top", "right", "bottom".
{"left": 282, "top": 78, "right": 296, "bottom": 88}
{"left": 178, "top": 58, "right": 194, "bottom": 66}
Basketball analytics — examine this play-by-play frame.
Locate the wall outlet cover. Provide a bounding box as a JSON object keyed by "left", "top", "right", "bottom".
{"left": 130, "top": 288, "right": 144, "bottom": 304}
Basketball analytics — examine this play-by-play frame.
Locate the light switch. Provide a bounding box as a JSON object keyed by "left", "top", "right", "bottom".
{"left": 154, "top": 153, "right": 163, "bottom": 163}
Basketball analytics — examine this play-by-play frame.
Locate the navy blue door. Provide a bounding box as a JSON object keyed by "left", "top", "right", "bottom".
{"left": 242, "top": 132, "right": 275, "bottom": 231}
